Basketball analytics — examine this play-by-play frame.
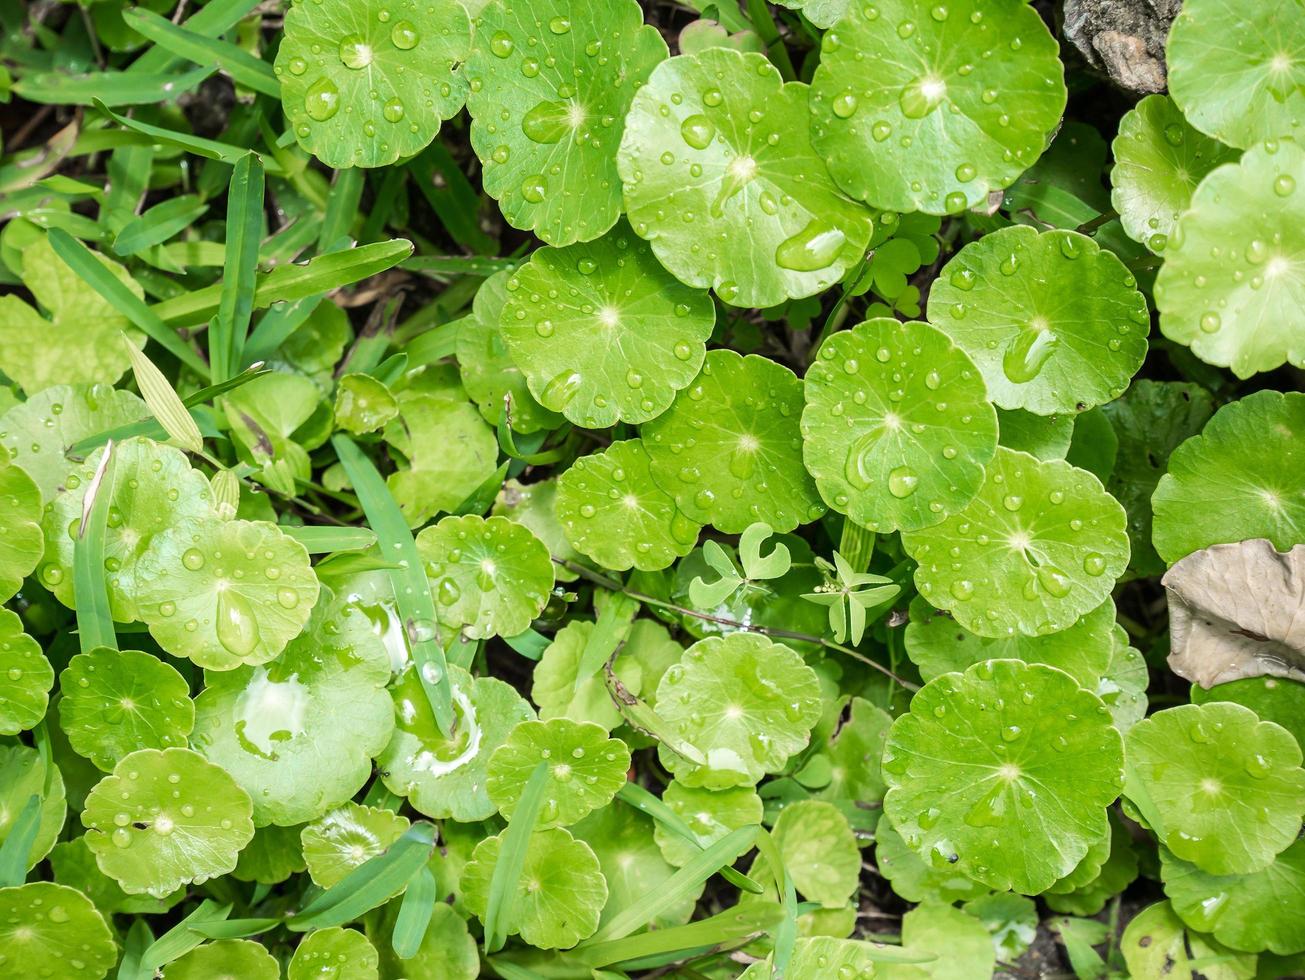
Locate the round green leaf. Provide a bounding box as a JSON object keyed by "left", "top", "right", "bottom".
{"left": 41, "top": 437, "right": 217, "bottom": 622}
{"left": 301, "top": 802, "right": 410, "bottom": 888}
{"left": 380, "top": 664, "right": 535, "bottom": 821}
{"left": 1110, "top": 94, "right": 1238, "bottom": 254}
{"left": 1123, "top": 702, "right": 1305, "bottom": 875}
{"left": 0, "top": 608, "right": 52, "bottom": 736}
{"left": 58, "top": 649, "right": 195, "bottom": 771}
{"left": 164, "top": 939, "right": 279, "bottom": 980}
{"left": 1154, "top": 140, "right": 1305, "bottom": 378}
{"left": 1151, "top": 391, "right": 1305, "bottom": 564}
{"left": 499, "top": 225, "right": 715, "bottom": 426}
{"left": 801, "top": 317, "right": 997, "bottom": 532}
{"left": 50, "top": 836, "right": 183, "bottom": 915}
{"left": 333, "top": 374, "right": 398, "bottom": 435}
{"left": 487, "top": 718, "right": 630, "bottom": 827}
{"left": 643, "top": 350, "right": 825, "bottom": 534}
{"left": 894, "top": 902, "right": 997, "bottom": 980}
{"left": 0, "top": 457, "right": 41, "bottom": 603}
{"left": 135, "top": 517, "right": 320, "bottom": 670}
{"left": 457, "top": 270, "right": 562, "bottom": 435}
{"left": 275, "top": 0, "right": 470, "bottom": 169}
{"left": 0, "top": 743, "right": 66, "bottom": 871}
{"left": 927, "top": 226, "right": 1150, "bottom": 414}
{"left": 1161, "top": 838, "right": 1305, "bottom": 955}
{"left": 1192, "top": 676, "right": 1305, "bottom": 753}
{"left": 902, "top": 447, "right": 1129, "bottom": 637}
{"left": 462, "top": 826, "right": 607, "bottom": 949}
{"left": 1166, "top": 0, "right": 1305, "bottom": 150}
{"left": 464, "top": 0, "right": 667, "bottom": 245}
{"left": 809, "top": 0, "right": 1066, "bottom": 215}
{"left": 377, "top": 902, "right": 477, "bottom": 980}
{"left": 82, "top": 747, "right": 256, "bottom": 897}
{"left": 882, "top": 660, "right": 1124, "bottom": 895}
{"left": 904, "top": 595, "right": 1117, "bottom": 687}
{"left": 384, "top": 392, "right": 499, "bottom": 528}
{"left": 876, "top": 818, "right": 988, "bottom": 904}
{"left": 530, "top": 619, "right": 647, "bottom": 731}
{"left": 0, "top": 882, "right": 115, "bottom": 980}
{"left": 1121, "top": 901, "right": 1258, "bottom": 980}
{"left": 619, "top": 47, "right": 874, "bottom": 307}
{"left": 654, "top": 632, "right": 823, "bottom": 788}
{"left": 653, "top": 780, "right": 762, "bottom": 868}
{"left": 416, "top": 514, "right": 554, "bottom": 639}
{"left": 556, "top": 439, "right": 701, "bottom": 572}
{"left": 772, "top": 799, "right": 860, "bottom": 908}
{"left": 191, "top": 593, "right": 395, "bottom": 825}
{"left": 289, "top": 927, "right": 380, "bottom": 980}
{"left": 0, "top": 383, "right": 146, "bottom": 501}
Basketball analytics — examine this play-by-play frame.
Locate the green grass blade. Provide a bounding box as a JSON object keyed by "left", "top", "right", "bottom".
{"left": 115, "top": 918, "right": 154, "bottom": 980}
{"left": 288, "top": 823, "right": 435, "bottom": 931}
{"left": 113, "top": 196, "right": 209, "bottom": 256}
{"left": 14, "top": 67, "right": 213, "bottom": 106}
{"left": 242, "top": 296, "right": 324, "bottom": 365}
{"left": 74, "top": 442, "right": 118, "bottom": 654}
{"left": 129, "top": 0, "right": 262, "bottom": 74}
{"left": 93, "top": 101, "right": 282, "bottom": 171}
{"left": 754, "top": 829, "right": 797, "bottom": 975}
{"left": 141, "top": 901, "right": 232, "bottom": 972}
{"left": 573, "top": 592, "right": 637, "bottom": 693}
{"left": 576, "top": 902, "right": 783, "bottom": 970}
{"left": 123, "top": 8, "right": 280, "bottom": 98}
{"left": 483, "top": 761, "right": 550, "bottom": 954}
{"left": 282, "top": 526, "right": 378, "bottom": 554}
{"left": 331, "top": 434, "right": 453, "bottom": 734}
{"left": 582, "top": 825, "right": 758, "bottom": 947}
{"left": 320, "top": 168, "right": 364, "bottom": 250}
{"left": 0, "top": 795, "right": 42, "bottom": 887}
{"left": 213, "top": 153, "right": 265, "bottom": 381}
{"left": 47, "top": 229, "right": 211, "bottom": 378}
{"left": 390, "top": 864, "right": 437, "bottom": 959}
{"left": 153, "top": 239, "right": 413, "bottom": 329}
{"left": 402, "top": 254, "right": 520, "bottom": 278}
{"left": 187, "top": 917, "right": 281, "bottom": 939}
{"left": 123, "top": 337, "right": 204, "bottom": 452}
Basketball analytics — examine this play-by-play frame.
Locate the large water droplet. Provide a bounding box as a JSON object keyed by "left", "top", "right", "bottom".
{"left": 489, "top": 30, "right": 514, "bottom": 57}
{"left": 521, "top": 101, "right": 571, "bottom": 144}
{"left": 680, "top": 113, "right": 715, "bottom": 150}
{"left": 521, "top": 175, "right": 547, "bottom": 203}
{"left": 899, "top": 75, "right": 946, "bottom": 119}
{"left": 541, "top": 370, "right": 582, "bottom": 408}
{"left": 338, "top": 34, "right": 373, "bottom": 69}
{"left": 304, "top": 77, "right": 341, "bottom": 121}
{"left": 1035, "top": 565, "right": 1071, "bottom": 598}
{"left": 1001, "top": 327, "right": 1058, "bottom": 383}
{"left": 887, "top": 465, "right": 918, "bottom": 498}
{"left": 382, "top": 97, "right": 405, "bottom": 123}
{"left": 216, "top": 589, "right": 261, "bottom": 657}
{"left": 775, "top": 218, "right": 847, "bottom": 272}
{"left": 182, "top": 548, "right": 206, "bottom": 571}
{"left": 1082, "top": 552, "right": 1106, "bottom": 576}
{"left": 964, "top": 781, "right": 1008, "bottom": 827}
{"left": 843, "top": 431, "right": 880, "bottom": 491}
{"left": 832, "top": 92, "right": 859, "bottom": 118}
{"left": 391, "top": 20, "right": 419, "bottom": 49}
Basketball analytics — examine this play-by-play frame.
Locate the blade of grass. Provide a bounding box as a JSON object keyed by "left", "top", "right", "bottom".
{"left": 242, "top": 295, "right": 324, "bottom": 365}
{"left": 0, "top": 795, "right": 42, "bottom": 887}
{"left": 47, "top": 229, "right": 211, "bottom": 378}
{"left": 288, "top": 823, "right": 435, "bottom": 931}
{"left": 212, "top": 153, "right": 265, "bottom": 381}
{"left": 129, "top": 0, "right": 262, "bottom": 74}
{"left": 115, "top": 918, "right": 154, "bottom": 980}
{"left": 483, "top": 761, "right": 549, "bottom": 954}
{"left": 124, "top": 8, "right": 280, "bottom": 98}
{"left": 74, "top": 442, "right": 118, "bottom": 654}
{"left": 754, "top": 829, "right": 796, "bottom": 977}
{"left": 14, "top": 66, "right": 213, "bottom": 106}
{"left": 282, "top": 526, "right": 378, "bottom": 554}
{"left": 331, "top": 434, "right": 453, "bottom": 734}
{"left": 188, "top": 917, "right": 281, "bottom": 939}
{"left": 402, "top": 254, "right": 521, "bottom": 278}
{"left": 501, "top": 627, "right": 550, "bottom": 661}
{"left": 320, "top": 167, "right": 365, "bottom": 251}
{"left": 123, "top": 337, "right": 204, "bottom": 452}
{"left": 573, "top": 592, "right": 637, "bottom": 693}
{"left": 575, "top": 902, "right": 783, "bottom": 969}
{"left": 113, "top": 195, "right": 209, "bottom": 256}
{"left": 140, "top": 900, "right": 232, "bottom": 973}
{"left": 451, "top": 460, "right": 509, "bottom": 517}
{"left": 93, "top": 100, "right": 283, "bottom": 172}
{"left": 390, "top": 865, "right": 437, "bottom": 958}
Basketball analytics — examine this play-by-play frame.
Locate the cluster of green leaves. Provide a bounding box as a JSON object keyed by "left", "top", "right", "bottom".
{"left": 1, "top": 0, "right": 1304, "bottom": 976}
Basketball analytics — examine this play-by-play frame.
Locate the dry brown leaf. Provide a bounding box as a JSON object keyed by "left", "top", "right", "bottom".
{"left": 1164, "top": 538, "right": 1305, "bottom": 688}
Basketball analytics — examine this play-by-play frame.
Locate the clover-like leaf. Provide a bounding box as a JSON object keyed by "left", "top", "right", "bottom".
{"left": 1166, "top": 0, "right": 1305, "bottom": 150}
{"left": 904, "top": 596, "right": 1117, "bottom": 687}
{"left": 902, "top": 448, "right": 1129, "bottom": 637}
{"left": 487, "top": 718, "right": 630, "bottom": 827}
{"left": 41, "top": 437, "right": 217, "bottom": 622}
{"left": 377, "top": 902, "right": 478, "bottom": 980}
{"left": 1193, "top": 676, "right": 1305, "bottom": 754}
{"left": 1161, "top": 838, "right": 1305, "bottom": 955}
{"left": 1123, "top": 702, "right": 1305, "bottom": 875}
{"left": 0, "top": 456, "right": 41, "bottom": 603}
{"left": 500, "top": 226, "right": 715, "bottom": 426}
{"left": 0, "top": 383, "right": 147, "bottom": 501}
{"left": 619, "top": 47, "right": 874, "bottom": 307}
{"left": 876, "top": 818, "right": 988, "bottom": 905}
{"left": 457, "top": 270, "right": 561, "bottom": 435}
{"left": 653, "top": 780, "right": 763, "bottom": 868}
{"left": 802, "top": 552, "right": 899, "bottom": 646}
{"left": 654, "top": 632, "right": 822, "bottom": 788}
{"left": 0, "top": 233, "right": 145, "bottom": 394}
{"left": 0, "top": 882, "right": 116, "bottom": 980}
{"left": 135, "top": 517, "right": 318, "bottom": 670}
{"left": 289, "top": 927, "right": 380, "bottom": 980}
{"left": 464, "top": 0, "right": 667, "bottom": 245}
{"left": 59, "top": 649, "right": 195, "bottom": 771}
{"left": 462, "top": 826, "right": 607, "bottom": 949}
{"left": 380, "top": 664, "right": 535, "bottom": 821}
{"left": 301, "top": 802, "right": 410, "bottom": 888}
{"left": 1152, "top": 391, "right": 1305, "bottom": 564}
{"left": 82, "top": 747, "right": 255, "bottom": 897}
{"left": 772, "top": 799, "right": 860, "bottom": 908}
{"left": 556, "top": 439, "right": 701, "bottom": 572}
{"left": 334, "top": 374, "right": 398, "bottom": 436}
{"left": 1155, "top": 141, "right": 1305, "bottom": 378}
{"left": 275, "top": 0, "right": 470, "bottom": 168}
{"left": 927, "top": 226, "right": 1149, "bottom": 415}
{"left": 1121, "top": 901, "right": 1258, "bottom": 980}
{"left": 416, "top": 514, "right": 554, "bottom": 639}
{"left": 809, "top": 0, "right": 1066, "bottom": 215}
{"left": 385, "top": 392, "right": 500, "bottom": 528}
{"left": 882, "top": 660, "right": 1124, "bottom": 895}
{"left": 802, "top": 317, "right": 997, "bottom": 532}
{"left": 0, "top": 743, "right": 66, "bottom": 870}
{"left": 192, "top": 593, "right": 395, "bottom": 825}
{"left": 0, "top": 609, "right": 51, "bottom": 736}
{"left": 643, "top": 350, "right": 825, "bottom": 534}
{"left": 165, "top": 939, "right": 280, "bottom": 980}
{"left": 1110, "top": 95, "right": 1238, "bottom": 254}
